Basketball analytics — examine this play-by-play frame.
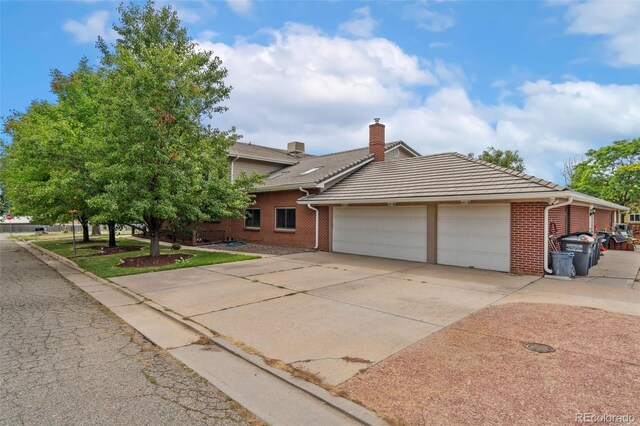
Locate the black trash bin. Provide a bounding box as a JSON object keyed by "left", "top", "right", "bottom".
{"left": 559, "top": 235, "right": 593, "bottom": 276}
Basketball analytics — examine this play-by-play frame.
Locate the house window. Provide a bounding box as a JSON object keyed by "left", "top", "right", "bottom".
{"left": 275, "top": 207, "right": 296, "bottom": 230}
{"left": 244, "top": 209, "right": 261, "bottom": 228}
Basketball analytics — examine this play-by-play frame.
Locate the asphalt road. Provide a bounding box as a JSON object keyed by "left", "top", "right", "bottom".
{"left": 0, "top": 237, "right": 256, "bottom": 426}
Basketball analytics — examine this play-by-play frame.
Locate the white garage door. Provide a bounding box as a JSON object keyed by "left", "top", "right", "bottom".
{"left": 332, "top": 206, "right": 427, "bottom": 262}
{"left": 437, "top": 204, "right": 510, "bottom": 272}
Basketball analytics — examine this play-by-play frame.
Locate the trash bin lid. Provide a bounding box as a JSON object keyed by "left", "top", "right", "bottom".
{"left": 560, "top": 235, "right": 590, "bottom": 243}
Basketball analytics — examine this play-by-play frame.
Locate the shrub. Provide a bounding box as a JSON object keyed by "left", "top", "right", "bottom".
{"left": 171, "top": 243, "right": 181, "bottom": 250}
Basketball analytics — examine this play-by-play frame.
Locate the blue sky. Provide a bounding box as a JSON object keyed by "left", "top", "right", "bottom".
{"left": 2, "top": 0, "right": 639, "bottom": 183}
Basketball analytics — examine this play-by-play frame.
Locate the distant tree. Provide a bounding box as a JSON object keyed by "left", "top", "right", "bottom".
{"left": 561, "top": 156, "right": 581, "bottom": 186}
{"left": 93, "top": 2, "right": 259, "bottom": 257}
{"left": 568, "top": 138, "right": 640, "bottom": 214}
{"left": 468, "top": 147, "right": 525, "bottom": 172}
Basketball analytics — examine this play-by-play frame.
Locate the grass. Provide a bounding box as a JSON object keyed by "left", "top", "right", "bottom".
{"left": 33, "top": 237, "right": 259, "bottom": 278}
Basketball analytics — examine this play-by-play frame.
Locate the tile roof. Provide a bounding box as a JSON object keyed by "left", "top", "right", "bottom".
{"left": 229, "top": 142, "right": 301, "bottom": 164}
{"left": 303, "top": 152, "right": 566, "bottom": 202}
{"left": 254, "top": 141, "right": 414, "bottom": 191}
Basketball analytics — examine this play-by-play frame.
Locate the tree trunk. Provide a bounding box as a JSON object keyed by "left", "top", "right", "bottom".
{"left": 91, "top": 224, "right": 102, "bottom": 236}
{"left": 108, "top": 221, "right": 117, "bottom": 248}
{"left": 80, "top": 217, "right": 90, "bottom": 243}
{"left": 149, "top": 219, "right": 161, "bottom": 257}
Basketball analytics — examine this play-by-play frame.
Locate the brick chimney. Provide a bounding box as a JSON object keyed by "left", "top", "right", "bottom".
{"left": 369, "top": 118, "right": 385, "bottom": 162}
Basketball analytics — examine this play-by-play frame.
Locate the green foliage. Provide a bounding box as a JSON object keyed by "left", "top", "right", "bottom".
{"left": 34, "top": 237, "right": 258, "bottom": 278}
{"left": 93, "top": 1, "right": 261, "bottom": 256}
{"left": 170, "top": 242, "right": 181, "bottom": 250}
{"left": 568, "top": 138, "right": 640, "bottom": 210}
{"left": 469, "top": 147, "right": 526, "bottom": 172}
{"left": 1, "top": 61, "right": 103, "bottom": 226}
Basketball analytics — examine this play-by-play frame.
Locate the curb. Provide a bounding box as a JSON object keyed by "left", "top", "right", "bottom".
{"left": 22, "top": 239, "right": 386, "bottom": 426}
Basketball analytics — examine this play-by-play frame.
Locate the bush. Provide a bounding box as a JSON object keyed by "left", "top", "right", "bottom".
{"left": 170, "top": 243, "right": 181, "bottom": 250}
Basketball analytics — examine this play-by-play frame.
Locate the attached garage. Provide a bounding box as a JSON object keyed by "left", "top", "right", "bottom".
{"left": 332, "top": 206, "right": 427, "bottom": 262}
{"left": 437, "top": 204, "right": 510, "bottom": 272}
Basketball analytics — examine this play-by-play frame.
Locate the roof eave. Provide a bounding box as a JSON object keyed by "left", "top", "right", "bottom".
{"left": 251, "top": 182, "right": 316, "bottom": 193}
{"left": 229, "top": 153, "right": 298, "bottom": 165}
{"left": 299, "top": 190, "right": 629, "bottom": 210}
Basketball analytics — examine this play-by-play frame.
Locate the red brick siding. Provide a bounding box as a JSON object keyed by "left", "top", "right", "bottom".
{"left": 568, "top": 205, "right": 590, "bottom": 233}
{"left": 594, "top": 209, "right": 614, "bottom": 231}
{"left": 510, "top": 202, "right": 546, "bottom": 275}
{"left": 548, "top": 205, "right": 567, "bottom": 238}
{"left": 196, "top": 190, "right": 330, "bottom": 250}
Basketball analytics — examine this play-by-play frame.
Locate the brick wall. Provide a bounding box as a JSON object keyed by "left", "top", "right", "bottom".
{"left": 548, "top": 205, "right": 567, "bottom": 237}
{"left": 594, "top": 209, "right": 614, "bottom": 231}
{"left": 568, "top": 205, "right": 590, "bottom": 233}
{"left": 510, "top": 202, "right": 546, "bottom": 275}
{"left": 197, "top": 189, "right": 330, "bottom": 250}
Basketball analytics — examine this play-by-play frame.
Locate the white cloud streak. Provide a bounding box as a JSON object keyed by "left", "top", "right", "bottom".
{"left": 226, "top": 0, "right": 252, "bottom": 16}
{"left": 565, "top": 0, "right": 640, "bottom": 67}
{"left": 63, "top": 10, "right": 116, "bottom": 43}
{"left": 338, "top": 7, "right": 378, "bottom": 38}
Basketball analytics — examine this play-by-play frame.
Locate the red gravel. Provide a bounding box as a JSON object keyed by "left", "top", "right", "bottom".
{"left": 340, "top": 303, "right": 640, "bottom": 425}
{"left": 116, "top": 254, "right": 193, "bottom": 268}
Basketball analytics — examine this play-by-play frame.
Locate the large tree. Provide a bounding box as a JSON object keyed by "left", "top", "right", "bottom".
{"left": 568, "top": 138, "right": 640, "bottom": 214}
{"left": 469, "top": 147, "right": 526, "bottom": 172}
{"left": 1, "top": 60, "right": 110, "bottom": 243}
{"left": 94, "top": 2, "right": 257, "bottom": 257}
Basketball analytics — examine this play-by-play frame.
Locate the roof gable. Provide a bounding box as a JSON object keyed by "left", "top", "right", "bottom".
{"left": 253, "top": 141, "right": 420, "bottom": 191}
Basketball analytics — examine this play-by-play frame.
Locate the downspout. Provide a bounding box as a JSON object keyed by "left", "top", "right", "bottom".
{"left": 299, "top": 187, "right": 319, "bottom": 250}
{"left": 230, "top": 154, "right": 240, "bottom": 182}
{"left": 544, "top": 197, "right": 573, "bottom": 274}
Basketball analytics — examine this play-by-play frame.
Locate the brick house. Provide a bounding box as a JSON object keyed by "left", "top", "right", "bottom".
{"left": 201, "top": 120, "right": 628, "bottom": 276}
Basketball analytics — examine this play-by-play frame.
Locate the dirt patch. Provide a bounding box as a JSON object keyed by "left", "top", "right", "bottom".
{"left": 342, "top": 356, "right": 371, "bottom": 364}
{"left": 116, "top": 254, "right": 193, "bottom": 268}
{"left": 339, "top": 303, "right": 640, "bottom": 425}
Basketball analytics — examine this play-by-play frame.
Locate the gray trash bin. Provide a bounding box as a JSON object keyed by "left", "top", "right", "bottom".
{"left": 559, "top": 236, "right": 593, "bottom": 276}
{"left": 551, "top": 252, "right": 575, "bottom": 277}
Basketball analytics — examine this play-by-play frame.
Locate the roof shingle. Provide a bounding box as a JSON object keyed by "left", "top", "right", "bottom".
{"left": 304, "top": 152, "right": 566, "bottom": 202}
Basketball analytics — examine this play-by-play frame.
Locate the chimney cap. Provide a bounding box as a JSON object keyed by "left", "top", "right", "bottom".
{"left": 373, "top": 117, "right": 380, "bottom": 124}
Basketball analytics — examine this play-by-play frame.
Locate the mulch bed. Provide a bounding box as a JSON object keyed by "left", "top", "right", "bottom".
{"left": 340, "top": 303, "right": 640, "bottom": 425}
{"left": 116, "top": 254, "right": 193, "bottom": 268}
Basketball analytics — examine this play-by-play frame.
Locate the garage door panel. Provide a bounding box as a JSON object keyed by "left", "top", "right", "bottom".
{"left": 333, "top": 206, "right": 427, "bottom": 262}
{"left": 437, "top": 204, "right": 510, "bottom": 272}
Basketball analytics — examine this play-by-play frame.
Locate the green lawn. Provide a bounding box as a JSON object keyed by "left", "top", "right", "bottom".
{"left": 33, "top": 237, "right": 259, "bottom": 278}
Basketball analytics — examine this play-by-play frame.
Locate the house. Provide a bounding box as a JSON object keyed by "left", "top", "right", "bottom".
{"left": 200, "top": 120, "right": 628, "bottom": 276}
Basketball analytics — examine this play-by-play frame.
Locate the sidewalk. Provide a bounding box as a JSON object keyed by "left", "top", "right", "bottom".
{"left": 20, "top": 239, "right": 385, "bottom": 426}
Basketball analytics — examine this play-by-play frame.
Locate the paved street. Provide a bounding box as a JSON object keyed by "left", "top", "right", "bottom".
{"left": 0, "top": 237, "right": 255, "bottom": 426}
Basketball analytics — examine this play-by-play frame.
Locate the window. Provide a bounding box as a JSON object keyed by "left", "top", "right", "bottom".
{"left": 244, "top": 209, "right": 261, "bottom": 228}
{"left": 275, "top": 208, "right": 296, "bottom": 230}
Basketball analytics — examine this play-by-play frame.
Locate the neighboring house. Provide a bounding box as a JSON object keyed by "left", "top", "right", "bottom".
{"left": 199, "top": 120, "right": 628, "bottom": 276}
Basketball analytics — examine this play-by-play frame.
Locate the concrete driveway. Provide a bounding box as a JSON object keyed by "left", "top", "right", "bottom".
{"left": 110, "top": 250, "right": 640, "bottom": 386}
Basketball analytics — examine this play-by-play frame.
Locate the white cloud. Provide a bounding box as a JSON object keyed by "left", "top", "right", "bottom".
{"left": 63, "top": 10, "right": 116, "bottom": 43}
{"left": 226, "top": 0, "right": 252, "bottom": 16}
{"left": 196, "top": 23, "right": 639, "bottom": 183}
{"left": 176, "top": 7, "right": 201, "bottom": 24}
{"left": 403, "top": 3, "right": 455, "bottom": 32}
{"left": 338, "top": 7, "right": 378, "bottom": 38}
{"left": 564, "top": 0, "right": 640, "bottom": 67}
{"left": 196, "top": 23, "right": 438, "bottom": 150}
